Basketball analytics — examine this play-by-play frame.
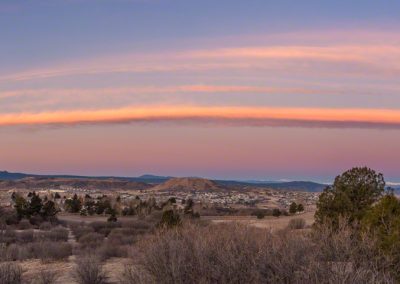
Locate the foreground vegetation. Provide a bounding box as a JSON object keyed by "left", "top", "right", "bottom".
{"left": 0, "top": 167, "right": 399, "bottom": 283}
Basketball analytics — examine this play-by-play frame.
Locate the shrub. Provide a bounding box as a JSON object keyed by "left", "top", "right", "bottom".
{"left": 192, "top": 212, "right": 201, "bottom": 219}
{"left": 35, "top": 227, "right": 69, "bottom": 242}
{"left": 17, "top": 219, "right": 32, "bottom": 230}
{"left": 361, "top": 193, "right": 400, "bottom": 280}
{"left": 0, "top": 229, "right": 17, "bottom": 244}
{"left": 272, "top": 208, "right": 281, "bottom": 217}
{"left": 72, "top": 254, "right": 107, "bottom": 284}
{"left": 121, "top": 265, "right": 154, "bottom": 284}
{"left": 123, "top": 223, "right": 396, "bottom": 284}
{"left": 107, "top": 229, "right": 135, "bottom": 245}
{"left": 32, "top": 270, "right": 58, "bottom": 284}
{"left": 97, "top": 243, "right": 128, "bottom": 261}
{"left": 1, "top": 209, "right": 19, "bottom": 226}
{"left": 39, "top": 222, "right": 53, "bottom": 231}
{"left": 159, "top": 210, "right": 181, "bottom": 228}
{"left": 255, "top": 211, "right": 265, "bottom": 219}
{"left": 29, "top": 215, "right": 45, "bottom": 227}
{"left": 287, "top": 218, "right": 306, "bottom": 230}
{"left": 78, "top": 232, "right": 104, "bottom": 249}
{"left": 16, "top": 229, "right": 34, "bottom": 243}
{"left": 89, "top": 221, "right": 121, "bottom": 237}
{"left": 362, "top": 194, "right": 400, "bottom": 253}
{"left": 107, "top": 213, "right": 117, "bottom": 222}
{"left": 122, "top": 220, "right": 150, "bottom": 230}
{"left": 289, "top": 202, "right": 298, "bottom": 214}
{"left": 34, "top": 241, "right": 72, "bottom": 262}
{"left": 2, "top": 244, "right": 22, "bottom": 261}
{"left": 70, "top": 224, "right": 94, "bottom": 240}
{"left": 0, "top": 262, "right": 23, "bottom": 284}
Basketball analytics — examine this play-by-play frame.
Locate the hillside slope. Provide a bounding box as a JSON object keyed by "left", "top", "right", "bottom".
{"left": 150, "top": 177, "right": 224, "bottom": 192}
{"left": 0, "top": 177, "right": 151, "bottom": 191}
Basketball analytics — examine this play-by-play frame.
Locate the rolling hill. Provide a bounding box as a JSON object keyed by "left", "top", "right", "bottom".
{"left": 0, "top": 170, "right": 332, "bottom": 192}
{"left": 0, "top": 177, "right": 151, "bottom": 191}
{"left": 149, "top": 177, "right": 225, "bottom": 192}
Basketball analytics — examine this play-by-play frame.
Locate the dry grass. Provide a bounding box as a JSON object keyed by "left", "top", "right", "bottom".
{"left": 287, "top": 218, "right": 306, "bottom": 230}
{"left": 0, "top": 262, "right": 23, "bottom": 284}
{"left": 121, "top": 222, "right": 396, "bottom": 284}
{"left": 31, "top": 270, "right": 58, "bottom": 284}
{"left": 205, "top": 210, "right": 316, "bottom": 230}
{"left": 1, "top": 209, "right": 396, "bottom": 283}
{"left": 72, "top": 254, "right": 108, "bottom": 284}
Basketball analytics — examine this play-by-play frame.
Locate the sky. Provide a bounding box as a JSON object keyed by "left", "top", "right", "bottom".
{"left": 1, "top": 0, "right": 400, "bottom": 182}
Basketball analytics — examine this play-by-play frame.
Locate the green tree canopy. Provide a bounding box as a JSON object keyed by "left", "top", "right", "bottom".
{"left": 289, "top": 202, "right": 298, "bottom": 214}
{"left": 28, "top": 192, "right": 43, "bottom": 216}
{"left": 41, "top": 200, "right": 59, "bottom": 219}
{"left": 65, "top": 194, "right": 82, "bottom": 213}
{"left": 315, "top": 167, "right": 385, "bottom": 227}
{"left": 362, "top": 193, "right": 400, "bottom": 254}
{"left": 272, "top": 208, "right": 281, "bottom": 217}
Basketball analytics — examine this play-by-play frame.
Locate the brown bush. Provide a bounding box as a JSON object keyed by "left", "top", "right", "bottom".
{"left": 0, "top": 262, "right": 23, "bottom": 284}
{"left": 0, "top": 244, "right": 16, "bottom": 261}
{"left": 33, "top": 241, "right": 72, "bottom": 262}
{"left": 16, "top": 229, "right": 34, "bottom": 243}
{"left": 121, "top": 265, "right": 154, "bottom": 284}
{"left": 90, "top": 221, "right": 121, "bottom": 237}
{"left": 287, "top": 218, "right": 306, "bottom": 230}
{"left": 122, "top": 223, "right": 396, "bottom": 284}
{"left": 32, "top": 270, "right": 58, "bottom": 284}
{"left": 70, "top": 224, "right": 94, "bottom": 240}
{"left": 107, "top": 229, "right": 135, "bottom": 245}
{"left": 72, "top": 254, "right": 107, "bottom": 284}
{"left": 17, "top": 219, "right": 32, "bottom": 230}
{"left": 0, "top": 229, "right": 17, "bottom": 244}
{"left": 78, "top": 232, "right": 104, "bottom": 249}
{"left": 97, "top": 243, "right": 128, "bottom": 261}
{"left": 39, "top": 222, "right": 53, "bottom": 231}
{"left": 35, "top": 227, "right": 69, "bottom": 242}
{"left": 122, "top": 219, "right": 152, "bottom": 230}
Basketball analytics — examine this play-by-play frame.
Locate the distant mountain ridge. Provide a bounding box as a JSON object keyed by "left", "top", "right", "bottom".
{"left": 0, "top": 171, "right": 168, "bottom": 183}
{"left": 0, "top": 170, "right": 328, "bottom": 192}
{"left": 216, "top": 179, "right": 327, "bottom": 192}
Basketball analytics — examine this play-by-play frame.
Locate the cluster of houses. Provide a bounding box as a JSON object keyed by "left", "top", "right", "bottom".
{"left": 1, "top": 184, "right": 320, "bottom": 214}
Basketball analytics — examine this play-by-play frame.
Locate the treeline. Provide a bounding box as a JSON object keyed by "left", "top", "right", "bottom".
{"left": 0, "top": 192, "right": 59, "bottom": 226}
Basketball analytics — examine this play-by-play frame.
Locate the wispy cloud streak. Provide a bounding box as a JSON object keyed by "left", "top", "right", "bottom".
{"left": 1, "top": 35, "right": 400, "bottom": 82}
{"left": 2, "top": 106, "right": 400, "bottom": 129}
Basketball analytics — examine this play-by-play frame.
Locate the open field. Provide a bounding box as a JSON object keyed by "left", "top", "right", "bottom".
{"left": 57, "top": 208, "right": 316, "bottom": 231}
{"left": 203, "top": 209, "right": 315, "bottom": 230}
{"left": 19, "top": 257, "right": 129, "bottom": 284}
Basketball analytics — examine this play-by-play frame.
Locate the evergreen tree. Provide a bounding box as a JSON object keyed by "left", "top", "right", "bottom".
{"left": 14, "top": 195, "right": 28, "bottom": 219}
{"left": 315, "top": 167, "right": 385, "bottom": 228}
{"left": 289, "top": 202, "right": 298, "bottom": 214}
{"left": 41, "top": 200, "right": 59, "bottom": 219}
{"left": 272, "top": 208, "right": 281, "bottom": 217}
{"left": 28, "top": 192, "right": 43, "bottom": 216}
{"left": 65, "top": 194, "right": 82, "bottom": 213}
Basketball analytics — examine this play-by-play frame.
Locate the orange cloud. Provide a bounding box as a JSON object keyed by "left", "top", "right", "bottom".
{"left": 0, "top": 85, "right": 326, "bottom": 100}
{"left": 2, "top": 106, "right": 400, "bottom": 129}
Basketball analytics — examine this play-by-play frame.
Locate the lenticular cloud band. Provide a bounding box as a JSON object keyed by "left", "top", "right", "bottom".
{"left": 2, "top": 106, "right": 400, "bottom": 129}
